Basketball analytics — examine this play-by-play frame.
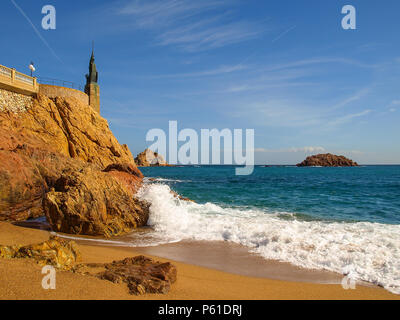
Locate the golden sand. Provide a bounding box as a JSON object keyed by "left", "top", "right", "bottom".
{"left": 0, "top": 222, "right": 398, "bottom": 300}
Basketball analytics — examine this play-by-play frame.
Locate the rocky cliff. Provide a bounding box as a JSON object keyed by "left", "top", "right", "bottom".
{"left": 296, "top": 153, "right": 359, "bottom": 167}
{"left": 0, "top": 91, "right": 148, "bottom": 237}
{"left": 135, "top": 148, "right": 168, "bottom": 167}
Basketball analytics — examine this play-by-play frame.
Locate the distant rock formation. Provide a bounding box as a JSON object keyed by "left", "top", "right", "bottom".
{"left": 0, "top": 92, "right": 149, "bottom": 237}
{"left": 135, "top": 149, "right": 168, "bottom": 167}
{"left": 297, "top": 153, "right": 359, "bottom": 167}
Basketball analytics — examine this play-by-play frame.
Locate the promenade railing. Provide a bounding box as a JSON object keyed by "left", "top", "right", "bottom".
{"left": 37, "top": 77, "right": 84, "bottom": 91}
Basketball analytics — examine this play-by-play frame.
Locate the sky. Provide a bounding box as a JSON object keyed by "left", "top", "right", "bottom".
{"left": 1, "top": 0, "right": 400, "bottom": 164}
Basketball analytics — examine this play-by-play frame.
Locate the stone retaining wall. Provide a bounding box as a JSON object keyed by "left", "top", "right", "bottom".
{"left": 0, "top": 88, "right": 32, "bottom": 113}
{"left": 39, "top": 84, "right": 89, "bottom": 105}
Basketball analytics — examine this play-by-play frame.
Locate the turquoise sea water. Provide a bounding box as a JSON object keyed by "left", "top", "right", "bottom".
{"left": 134, "top": 165, "right": 400, "bottom": 293}
{"left": 141, "top": 165, "right": 400, "bottom": 225}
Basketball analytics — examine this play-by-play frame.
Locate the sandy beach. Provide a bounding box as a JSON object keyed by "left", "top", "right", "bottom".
{"left": 0, "top": 222, "right": 398, "bottom": 300}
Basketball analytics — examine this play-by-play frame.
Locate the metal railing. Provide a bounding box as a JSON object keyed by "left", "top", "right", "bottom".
{"left": 37, "top": 77, "right": 84, "bottom": 91}
{"left": 0, "top": 64, "right": 84, "bottom": 93}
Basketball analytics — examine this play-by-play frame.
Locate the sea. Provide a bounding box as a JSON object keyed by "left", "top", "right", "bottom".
{"left": 51, "top": 165, "right": 400, "bottom": 294}
{"left": 134, "top": 165, "right": 400, "bottom": 294}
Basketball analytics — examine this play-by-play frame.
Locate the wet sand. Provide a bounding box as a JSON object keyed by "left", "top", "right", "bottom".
{"left": 0, "top": 222, "right": 398, "bottom": 300}
{"left": 133, "top": 240, "right": 346, "bottom": 284}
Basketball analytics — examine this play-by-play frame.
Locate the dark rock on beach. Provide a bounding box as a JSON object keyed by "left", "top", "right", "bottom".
{"left": 75, "top": 255, "right": 177, "bottom": 295}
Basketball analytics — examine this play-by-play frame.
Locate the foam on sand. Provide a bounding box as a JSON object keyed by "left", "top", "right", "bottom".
{"left": 137, "top": 183, "right": 400, "bottom": 294}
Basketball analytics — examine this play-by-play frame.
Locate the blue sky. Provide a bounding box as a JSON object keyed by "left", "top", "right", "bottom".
{"left": 1, "top": 0, "right": 400, "bottom": 164}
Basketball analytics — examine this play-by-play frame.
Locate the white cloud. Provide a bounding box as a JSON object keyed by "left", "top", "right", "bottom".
{"left": 327, "top": 109, "right": 371, "bottom": 126}
{"left": 329, "top": 88, "right": 370, "bottom": 111}
{"left": 116, "top": 0, "right": 266, "bottom": 51}
{"left": 117, "top": 0, "right": 224, "bottom": 26}
{"left": 258, "top": 58, "right": 377, "bottom": 73}
{"left": 288, "top": 146, "right": 326, "bottom": 153}
{"left": 148, "top": 64, "right": 247, "bottom": 79}
{"left": 255, "top": 146, "right": 326, "bottom": 153}
{"left": 231, "top": 99, "right": 324, "bottom": 128}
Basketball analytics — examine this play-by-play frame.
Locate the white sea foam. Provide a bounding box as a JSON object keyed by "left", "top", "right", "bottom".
{"left": 137, "top": 183, "right": 400, "bottom": 294}
{"left": 50, "top": 231, "right": 181, "bottom": 247}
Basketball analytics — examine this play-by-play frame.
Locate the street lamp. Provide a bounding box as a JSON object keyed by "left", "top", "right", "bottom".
{"left": 29, "top": 62, "right": 36, "bottom": 77}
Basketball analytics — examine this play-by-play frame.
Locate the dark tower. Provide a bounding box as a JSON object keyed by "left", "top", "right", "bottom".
{"left": 85, "top": 43, "right": 100, "bottom": 113}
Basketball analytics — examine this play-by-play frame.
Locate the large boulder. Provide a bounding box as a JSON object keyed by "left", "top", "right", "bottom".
{"left": 75, "top": 256, "right": 177, "bottom": 295}
{"left": 43, "top": 165, "right": 149, "bottom": 237}
{"left": 135, "top": 148, "right": 167, "bottom": 167}
{"left": 297, "top": 153, "right": 359, "bottom": 167}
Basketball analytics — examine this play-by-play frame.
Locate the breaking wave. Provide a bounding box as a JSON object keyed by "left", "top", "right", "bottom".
{"left": 137, "top": 183, "right": 400, "bottom": 294}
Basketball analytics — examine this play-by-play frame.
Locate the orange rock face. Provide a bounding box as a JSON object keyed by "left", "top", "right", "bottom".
{"left": 296, "top": 153, "right": 359, "bottom": 167}
{"left": 0, "top": 93, "right": 148, "bottom": 237}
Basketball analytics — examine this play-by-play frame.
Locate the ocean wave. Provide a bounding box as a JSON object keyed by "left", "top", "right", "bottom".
{"left": 50, "top": 231, "right": 181, "bottom": 247}
{"left": 137, "top": 183, "right": 400, "bottom": 294}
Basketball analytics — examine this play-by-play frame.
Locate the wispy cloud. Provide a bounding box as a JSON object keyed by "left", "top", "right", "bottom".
{"left": 116, "top": 0, "right": 267, "bottom": 51}
{"left": 10, "top": 0, "right": 62, "bottom": 62}
{"left": 255, "top": 146, "right": 326, "bottom": 153}
{"left": 148, "top": 64, "right": 247, "bottom": 79}
{"left": 117, "top": 0, "right": 224, "bottom": 26}
{"left": 259, "top": 58, "right": 377, "bottom": 73}
{"left": 329, "top": 88, "right": 370, "bottom": 111}
{"left": 229, "top": 97, "right": 373, "bottom": 130}
{"left": 231, "top": 99, "right": 324, "bottom": 128}
{"left": 327, "top": 109, "right": 371, "bottom": 126}
{"left": 271, "top": 25, "right": 296, "bottom": 43}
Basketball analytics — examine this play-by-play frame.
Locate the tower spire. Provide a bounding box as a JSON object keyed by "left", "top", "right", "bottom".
{"left": 85, "top": 42, "right": 100, "bottom": 113}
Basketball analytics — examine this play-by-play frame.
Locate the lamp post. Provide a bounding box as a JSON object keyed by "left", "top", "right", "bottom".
{"left": 29, "top": 62, "right": 36, "bottom": 77}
